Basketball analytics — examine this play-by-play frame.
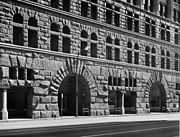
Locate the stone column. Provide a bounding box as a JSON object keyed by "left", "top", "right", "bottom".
{"left": 0, "top": 89, "right": 8, "bottom": 120}
{"left": 121, "top": 93, "right": 125, "bottom": 115}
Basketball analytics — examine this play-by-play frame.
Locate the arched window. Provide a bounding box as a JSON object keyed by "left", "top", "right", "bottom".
{"left": 80, "top": 30, "right": 88, "bottom": 56}
{"left": 51, "top": 0, "right": 59, "bottom": 8}
{"left": 13, "top": 13, "right": 24, "bottom": 46}
{"left": 62, "top": 26, "right": 71, "bottom": 53}
{"left": 63, "top": 0, "right": 70, "bottom": 12}
{"left": 50, "top": 23, "right": 59, "bottom": 51}
{"left": 161, "top": 49, "right": 165, "bottom": 69}
{"left": 151, "top": 47, "right": 156, "bottom": 67}
{"left": 127, "top": 41, "right": 132, "bottom": 63}
{"left": 28, "top": 17, "right": 38, "bottom": 48}
{"left": 175, "top": 53, "right": 179, "bottom": 71}
{"left": 114, "top": 38, "right": 120, "bottom": 61}
{"left": 90, "top": 33, "right": 98, "bottom": 58}
{"left": 106, "top": 36, "right": 112, "bottom": 60}
{"left": 134, "top": 43, "right": 139, "bottom": 64}
{"left": 145, "top": 46, "right": 150, "bottom": 66}
{"left": 166, "top": 51, "right": 170, "bottom": 69}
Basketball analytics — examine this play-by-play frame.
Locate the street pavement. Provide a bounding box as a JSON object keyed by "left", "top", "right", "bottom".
{"left": 0, "top": 121, "right": 179, "bottom": 137}
{"left": 0, "top": 112, "right": 180, "bottom": 137}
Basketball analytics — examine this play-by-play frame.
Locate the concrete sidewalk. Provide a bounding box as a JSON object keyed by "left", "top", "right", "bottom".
{"left": 0, "top": 113, "right": 180, "bottom": 130}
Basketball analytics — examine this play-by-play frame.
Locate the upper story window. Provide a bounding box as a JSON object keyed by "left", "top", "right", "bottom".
{"left": 114, "top": 6, "right": 120, "bottom": 27}
{"left": 166, "top": 51, "right": 170, "bottom": 69}
{"left": 28, "top": 17, "right": 38, "bottom": 48}
{"left": 51, "top": 0, "right": 59, "bottom": 9}
{"left": 160, "top": 24, "right": 165, "bottom": 40}
{"left": 160, "top": 24, "right": 171, "bottom": 42}
{"left": 63, "top": 0, "right": 70, "bottom": 12}
{"left": 127, "top": 10, "right": 133, "bottom": 31}
{"left": 151, "top": 47, "right": 156, "bottom": 67}
{"left": 175, "top": 53, "right": 179, "bottom": 71}
{"left": 81, "top": 1, "right": 88, "bottom": 17}
{"left": 62, "top": 26, "right": 71, "bottom": 53}
{"left": 106, "top": 36, "right": 113, "bottom": 60}
{"left": 114, "top": 38, "right": 120, "bottom": 61}
{"left": 90, "top": 33, "right": 98, "bottom": 58}
{"left": 13, "top": 13, "right": 24, "bottom": 46}
{"left": 145, "top": 46, "right": 150, "bottom": 66}
{"left": 159, "top": 2, "right": 168, "bottom": 18}
{"left": 91, "top": 0, "right": 98, "bottom": 20}
{"left": 134, "top": 43, "right": 139, "bottom": 64}
{"left": 106, "top": 2, "right": 112, "bottom": 24}
{"left": 161, "top": 49, "right": 165, "bottom": 69}
{"left": 175, "top": 29, "right": 179, "bottom": 44}
{"left": 80, "top": 30, "right": 88, "bottom": 56}
{"left": 127, "top": 41, "right": 132, "bottom": 63}
{"left": 50, "top": 23, "right": 59, "bottom": 51}
{"left": 145, "top": 18, "right": 156, "bottom": 38}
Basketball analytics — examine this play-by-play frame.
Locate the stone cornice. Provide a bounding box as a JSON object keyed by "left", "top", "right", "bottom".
{"left": 7, "top": 0, "right": 179, "bottom": 50}
{"left": 0, "top": 42, "right": 180, "bottom": 76}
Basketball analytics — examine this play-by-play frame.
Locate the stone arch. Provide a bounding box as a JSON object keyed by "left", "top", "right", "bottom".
{"left": 49, "top": 57, "right": 98, "bottom": 96}
{"left": 145, "top": 71, "right": 169, "bottom": 112}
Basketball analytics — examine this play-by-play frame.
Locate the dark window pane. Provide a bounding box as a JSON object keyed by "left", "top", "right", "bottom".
{"left": 63, "top": 0, "right": 70, "bottom": 12}
{"left": 81, "top": 1, "right": 88, "bottom": 17}
{"left": 51, "top": 0, "right": 59, "bottom": 8}
{"left": 28, "top": 29, "right": 38, "bottom": 48}
{"left": 13, "top": 26, "right": 24, "bottom": 46}
{"left": 9, "top": 67, "right": 17, "bottom": 79}
{"left": 18, "top": 68, "right": 25, "bottom": 80}
{"left": 50, "top": 34, "right": 58, "bottom": 51}
{"left": 115, "top": 48, "right": 120, "bottom": 61}
{"left": 91, "top": 43, "right": 97, "bottom": 58}
{"left": 106, "top": 46, "right": 112, "bottom": 60}
{"left": 62, "top": 37, "right": 70, "bottom": 53}
{"left": 81, "top": 41, "right": 88, "bottom": 56}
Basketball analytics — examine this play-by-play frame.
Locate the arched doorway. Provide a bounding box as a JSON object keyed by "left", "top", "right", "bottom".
{"left": 58, "top": 74, "right": 90, "bottom": 116}
{"left": 150, "top": 82, "right": 166, "bottom": 112}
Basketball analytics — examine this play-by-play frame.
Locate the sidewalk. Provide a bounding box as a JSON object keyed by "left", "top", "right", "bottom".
{"left": 0, "top": 112, "right": 180, "bottom": 130}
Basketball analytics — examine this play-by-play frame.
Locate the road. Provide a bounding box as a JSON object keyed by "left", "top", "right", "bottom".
{"left": 0, "top": 121, "right": 179, "bottom": 137}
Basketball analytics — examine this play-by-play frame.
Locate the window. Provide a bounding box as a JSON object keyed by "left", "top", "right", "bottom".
{"left": 151, "top": 20, "right": 156, "bottom": 38}
{"left": 13, "top": 13, "right": 24, "bottom": 46}
{"left": 90, "top": 33, "right": 97, "bottom": 58}
{"left": 175, "top": 29, "right": 179, "bottom": 44}
{"left": 114, "top": 6, "right": 120, "bottom": 27}
{"left": 81, "top": 30, "right": 88, "bottom": 56}
{"left": 27, "top": 69, "right": 34, "bottom": 80}
{"left": 151, "top": 47, "right": 156, "bottom": 67}
{"left": 115, "top": 48, "right": 120, "bottom": 61}
{"left": 108, "top": 76, "right": 112, "bottom": 85}
{"left": 134, "top": 14, "right": 139, "bottom": 32}
{"left": 106, "top": 2, "right": 112, "bottom": 24}
{"left": 9, "top": 67, "right": 17, "bottom": 79}
{"left": 127, "top": 41, "right": 132, "bottom": 63}
{"left": 145, "top": 46, "right": 150, "bottom": 66}
{"left": 160, "top": 24, "right": 165, "bottom": 40}
{"left": 166, "top": 26, "right": 170, "bottom": 42}
{"left": 50, "top": 23, "right": 59, "bottom": 51}
{"left": 62, "top": 26, "right": 71, "bottom": 53}
{"left": 166, "top": 51, "right": 170, "bottom": 69}
{"left": 81, "top": 1, "right": 88, "bottom": 17}
{"left": 91, "top": 0, "right": 98, "bottom": 20}
{"left": 28, "top": 17, "right": 38, "bottom": 48}
{"left": 106, "top": 36, "right": 112, "bottom": 60}
{"left": 145, "top": 17, "right": 150, "bottom": 36}
{"left": 161, "top": 50, "right": 165, "bottom": 69}
{"left": 159, "top": 3, "right": 164, "bottom": 16}
{"left": 18, "top": 68, "right": 25, "bottom": 80}
{"left": 127, "top": 11, "right": 133, "bottom": 31}
{"left": 149, "top": 0, "right": 155, "bottom": 12}
{"left": 51, "top": 0, "right": 59, "bottom": 8}
{"left": 175, "top": 53, "right": 179, "bottom": 71}
{"left": 144, "top": 0, "right": 148, "bottom": 10}
{"left": 134, "top": 43, "right": 139, "bottom": 64}
{"left": 63, "top": 0, "right": 70, "bottom": 12}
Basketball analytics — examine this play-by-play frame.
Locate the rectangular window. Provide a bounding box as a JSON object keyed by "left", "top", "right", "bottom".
{"left": 106, "top": 3, "right": 112, "bottom": 24}
{"left": 145, "top": 54, "right": 150, "bottom": 66}
{"left": 145, "top": 18, "right": 150, "bottom": 36}
{"left": 114, "top": 7, "right": 120, "bottom": 27}
{"left": 134, "top": 14, "right": 139, "bottom": 32}
{"left": 161, "top": 24, "right": 165, "bottom": 40}
{"left": 13, "top": 26, "right": 24, "bottom": 46}
{"left": 161, "top": 58, "right": 165, "bottom": 69}
{"left": 50, "top": 34, "right": 58, "bottom": 51}
{"left": 151, "top": 56, "right": 156, "bottom": 67}
{"left": 134, "top": 52, "right": 139, "bottom": 64}
{"left": 28, "top": 29, "right": 38, "bottom": 48}
{"left": 106, "top": 46, "right": 112, "bottom": 60}
{"left": 81, "top": 41, "right": 88, "bottom": 56}
{"left": 151, "top": 20, "right": 156, "bottom": 38}
{"left": 18, "top": 68, "right": 25, "bottom": 80}
{"left": 62, "top": 37, "right": 70, "bottom": 53}
{"left": 91, "top": 3, "right": 97, "bottom": 20}
{"left": 166, "top": 26, "right": 170, "bottom": 42}
{"left": 115, "top": 48, "right": 120, "bottom": 61}
{"left": 175, "top": 29, "right": 178, "bottom": 44}
{"left": 91, "top": 43, "right": 97, "bottom": 58}
{"left": 81, "top": 1, "right": 88, "bottom": 17}
{"left": 127, "top": 50, "right": 132, "bottom": 63}
{"left": 63, "top": 0, "right": 70, "bottom": 12}
{"left": 127, "top": 11, "right": 133, "bottom": 31}
{"left": 27, "top": 69, "right": 34, "bottom": 80}
{"left": 9, "top": 67, "right": 17, "bottom": 79}
{"left": 166, "top": 58, "right": 170, "bottom": 69}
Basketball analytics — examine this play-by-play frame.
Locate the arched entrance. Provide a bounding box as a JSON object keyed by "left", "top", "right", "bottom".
{"left": 149, "top": 82, "right": 166, "bottom": 112}
{"left": 58, "top": 74, "right": 90, "bottom": 116}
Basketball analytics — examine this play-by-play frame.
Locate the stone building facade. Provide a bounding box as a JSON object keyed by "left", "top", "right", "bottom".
{"left": 0, "top": 0, "right": 180, "bottom": 120}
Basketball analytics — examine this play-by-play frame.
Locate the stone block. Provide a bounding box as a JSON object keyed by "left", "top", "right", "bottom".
{"left": 17, "top": 56, "right": 26, "bottom": 67}
{"left": 34, "top": 104, "right": 46, "bottom": 111}
{"left": 40, "top": 96, "right": 51, "bottom": 103}
{"left": 9, "top": 80, "right": 18, "bottom": 87}
{"left": 90, "top": 110, "right": 97, "bottom": 116}
{"left": 32, "top": 96, "right": 40, "bottom": 104}
{"left": 104, "top": 97, "right": 108, "bottom": 103}
{"left": 40, "top": 80, "right": 50, "bottom": 88}
{"left": 51, "top": 96, "right": 58, "bottom": 103}
{"left": 34, "top": 75, "right": 45, "bottom": 80}
{"left": 49, "top": 104, "right": 59, "bottom": 111}
{"left": 40, "top": 111, "right": 52, "bottom": 118}
{"left": 0, "top": 67, "right": 9, "bottom": 78}
{"left": 26, "top": 57, "right": 33, "bottom": 68}
{"left": 32, "top": 111, "right": 40, "bottom": 119}
{"left": 33, "top": 87, "right": 48, "bottom": 95}
{"left": 18, "top": 80, "right": 25, "bottom": 86}
{"left": 0, "top": 79, "right": 10, "bottom": 89}
{"left": 0, "top": 54, "right": 10, "bottom": 66}
{"left": 95, "top": 97, "right": 104, "bottom": 103}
